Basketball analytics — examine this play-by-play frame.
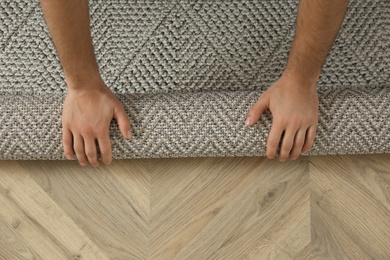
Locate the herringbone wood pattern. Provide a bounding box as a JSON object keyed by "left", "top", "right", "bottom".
{"left": 0, "top": 154, "right": 389, "bottom": 259}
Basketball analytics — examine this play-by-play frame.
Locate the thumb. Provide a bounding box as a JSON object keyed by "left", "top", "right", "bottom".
{"left": 245, "top": 93, "right": 269, "bottom": 126}
{"left": 113, "top": 102, "right": 132, "bottom": 139}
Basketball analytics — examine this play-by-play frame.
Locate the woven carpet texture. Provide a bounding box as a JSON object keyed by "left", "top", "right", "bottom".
{"left": 0, "top": 0, "right": 389, "bottom": 159}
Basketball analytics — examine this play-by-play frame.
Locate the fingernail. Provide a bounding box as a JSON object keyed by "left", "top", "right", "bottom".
{"left": 127, "top": 129, "right": 132, "bottom": 139}
{"left": 245, "top": 116, "right": 251, "bottom": 126}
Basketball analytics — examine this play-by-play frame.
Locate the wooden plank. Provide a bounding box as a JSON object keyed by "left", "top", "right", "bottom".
{"left": 22, "top": 159, "right": 150, "bottom": 260}
{"left": 0, "top": 161, "right": 109, "bottom": 260}
{"left": 310, "top": 154, "right": 390, "bottom": 259}
{"left": 150, "top": 156, "right": 310, "bottom": 259}
{"left": 0, "top": 154, "right": 389, "bottom": 259}
{"left": 0, "top": 214, "right": 39, "bottom": 260}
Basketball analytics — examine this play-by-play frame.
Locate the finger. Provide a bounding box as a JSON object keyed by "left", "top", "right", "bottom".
{"left": 113, "top": 102, "right": 132, "bottom": 139}
{"left": 246, "top": 93, "right": 269, "bottom": 126}
{"left": 62, "top": 127, "right": 74, "bottom": 160}
{"left": 289, "top": 128, "right": 307, "bottom": 160}
{"left": 74, "top": 134, "right": 89, "bottom": 166}
{"left": 302, "top": 125, "right": 317, "bottom": 154}
{"left": 266, "top": 121, "right": 284, "bottom": 159}
{"left": 278, "top": 127, "right": 296, "bottom": 162}
{"left": 84, "top": 135, "right": 100, "bottom": 167}
{"left": 97, "top": 134, "right": 112, "bottom": 165}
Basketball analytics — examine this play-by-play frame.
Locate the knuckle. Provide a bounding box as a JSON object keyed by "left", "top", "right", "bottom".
{"left": 281, "top": 144, "right": 293, "bottom": 153}
{"left": 62, "top": 136, "right": 72, "bottom": 146}
{"left": 64, "top": 125, "right": 72, "bottom": 132}
{"left": 114, "top": 100, "right": 125, "bottom": 110}
{"left": 310, "top": 116, "right": 318, "bottom": 124}
{"left": 63, "top": 145, "right": 71, "bottom": 153}
{"left": 304, "top": 144, "right": 313, "bottom": 151}
{"left": 275, "top": 117, "right": 286, "bottom": 127}
{"left": 302, "top": 143, "right": 311, "bottom": 152}
{"left": 74, "top": 147, "right": 84, "bottom": 154}
{"left": 267, "top": 138, "right": 279, "bottom": 148}
{"left": 96, "top": 126, "right": 108, "bottom": 137}
{"left": 85, "top": 151, "right": 96, "bottom": 158}
{"left": 304, "top": 139, "right": 313, "bottom": 147}
{"left": 294, "top": 138, "right": 305, "bottom": 147}
{"left": 100, "top": 149, "right": 111, "bottom": 157}
{"left": 279, "top": 150, "right": 289, "bottom": 159}
{"left": 65, "top": 153, "right": 73, "bottom": 159}
{"left": 266, "top": 149, "right": 276, "bottom": 158}
{"left": 61, "top": 118, "right": 70, "bottom": 128}
{"left": 279, "top": 149, "right": 291, "bottom": 159}
{"left": 290, "top": 150, "right": 300, "bottom": 158}
{"left": 259, "top": 91, "right": 268, "bottom": 99}
{"left": 113, "top": 98, "right": 121, "bottom": 106}
{"left": 304, "top": 121, "right": 314, "bottom": 128}
{"left": 291, "top": 119, "right": 301, "bottom": 128}
{"left": 81, "top": 125, "right": 93, "bottom": 135}
{"left": 103, "top": 157, "right": 112, "bottom": 165}
{"left": 280, "top": 152, "right": 290, "bottom": 159}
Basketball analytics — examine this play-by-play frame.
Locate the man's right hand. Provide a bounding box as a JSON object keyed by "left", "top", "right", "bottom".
{"left": 62, "top": 78, "right": 132, "bottom": 167}
{"left": 39, "top": 0, "right": 130, "bottom": 167}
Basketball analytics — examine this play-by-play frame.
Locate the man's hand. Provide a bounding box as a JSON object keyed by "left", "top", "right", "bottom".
{"left": 244, "top": 0, "right": 348, "bottom": 162}
{"left": 39, "top": 0, "right": 129, "bottom": 166}
{"left": 245, "top": 74, "right": 318, "bottom": 162}
{"left": 62, "top": 79, "right": 132, "bottom": 167}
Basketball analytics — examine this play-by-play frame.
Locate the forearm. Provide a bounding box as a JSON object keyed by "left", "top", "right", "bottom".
{"left": 39, "top": 0, "right": 101, "bottom": 89}
{"left": 283, "top": 0, "right": 349, "bottom": 86}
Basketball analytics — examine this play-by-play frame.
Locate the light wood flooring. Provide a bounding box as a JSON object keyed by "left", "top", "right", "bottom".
{"left": 0, "top": 154, "right": 389, "bottom": 259}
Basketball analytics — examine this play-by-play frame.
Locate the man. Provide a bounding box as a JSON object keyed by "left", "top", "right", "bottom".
{"left": 39, "top": 0, "right": 348, "bottom": 167}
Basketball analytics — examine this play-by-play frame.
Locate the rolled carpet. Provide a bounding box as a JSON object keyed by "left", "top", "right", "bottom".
{"left": 0, "top": 0, "right": 389, "bottom": 159}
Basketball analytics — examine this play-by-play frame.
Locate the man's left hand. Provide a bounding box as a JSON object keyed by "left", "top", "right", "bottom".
{"left": 245, "top": 74, "right": 319, "bottom": 162}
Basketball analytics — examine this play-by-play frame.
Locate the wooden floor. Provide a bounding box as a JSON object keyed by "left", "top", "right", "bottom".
{"left": 0, "top": 154, "right": 389, "bottom": 259}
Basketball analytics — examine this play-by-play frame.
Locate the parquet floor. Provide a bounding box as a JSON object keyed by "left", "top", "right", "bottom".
{"left": 0, "top": 154, "right": 389, "bottom": 259}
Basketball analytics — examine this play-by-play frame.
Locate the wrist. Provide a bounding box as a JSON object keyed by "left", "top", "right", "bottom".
{"left": 65, "top": 70, "right": 103, "bottom": 90}
{"left": 281, "top": 68, "right": 319, "bottom": 89}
